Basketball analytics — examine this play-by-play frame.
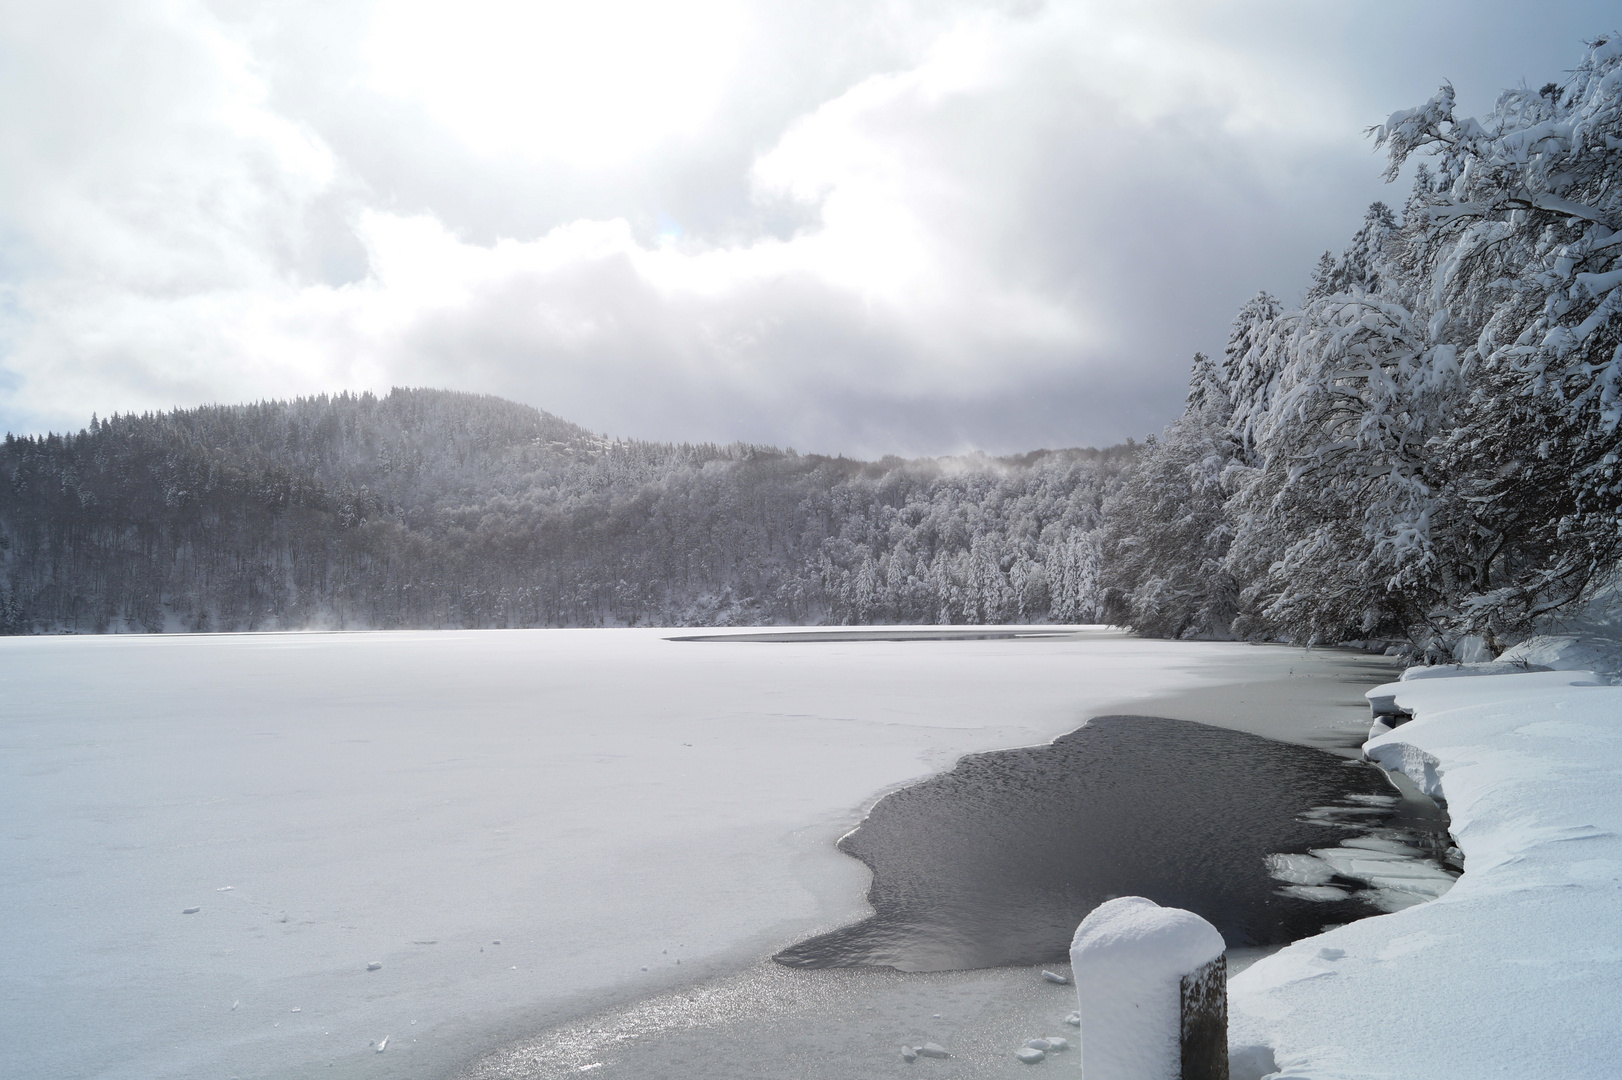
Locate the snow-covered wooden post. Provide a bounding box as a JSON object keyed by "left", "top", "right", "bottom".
{"left": 1070, "top": 896, "right": 1228, "bottom": 1080}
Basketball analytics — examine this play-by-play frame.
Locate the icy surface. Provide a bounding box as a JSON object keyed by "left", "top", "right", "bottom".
{"left": 1070, "top": 897, "right": 1224, "bottom": 1080}
{"left": 0, "top": 626, "right": 1305, "bottom": 1080}
{"left": 1230, "top": 667, "right": 1622, "bottom": 1079}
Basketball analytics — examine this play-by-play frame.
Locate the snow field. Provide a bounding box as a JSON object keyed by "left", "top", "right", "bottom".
{"left": 1229, "top": 667, "right": 1622, "bottom": 1079}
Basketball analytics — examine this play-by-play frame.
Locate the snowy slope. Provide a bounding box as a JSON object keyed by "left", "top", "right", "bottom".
{"left": 1, "top": 627, "right": 1314, "bottom": 1080}
{"left": 1229, "top": 668, "right": 1622, "bottom": 1079}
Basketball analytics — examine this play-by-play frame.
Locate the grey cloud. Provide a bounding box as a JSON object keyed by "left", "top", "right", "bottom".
{"left": 2, "top": 0, "right": 1618, "bottom": 453}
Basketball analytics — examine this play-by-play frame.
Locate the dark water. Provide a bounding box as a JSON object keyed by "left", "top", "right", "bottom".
{"left": 666, "top": 629, "right": 1073, "bottom": 643}
{"left": 775, "top": 715, "right": 1450, "bottom": 971}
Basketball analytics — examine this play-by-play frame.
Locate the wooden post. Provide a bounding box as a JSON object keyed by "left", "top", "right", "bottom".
{"left": 1071, "top": 896, "right": 1228, "bottom": 1080}
{"left": 1180, "top": 954, "right": 1229, "bottom": 1080}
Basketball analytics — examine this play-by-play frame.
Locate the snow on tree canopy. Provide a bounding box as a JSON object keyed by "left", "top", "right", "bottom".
{"left": 1105, "top": 32, "right": 1622, "bottom": 656}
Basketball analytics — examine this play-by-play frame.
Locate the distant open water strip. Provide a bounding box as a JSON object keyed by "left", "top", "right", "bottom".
{"left": 665, "top": 628, "right": 1077, "bottom": 643}
{"left": 775, "top": 715, "right": 1455, "bottom": 971}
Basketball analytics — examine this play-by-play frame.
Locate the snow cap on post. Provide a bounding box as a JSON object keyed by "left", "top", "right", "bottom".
{"left": 1070, "top": 896, "right": 1227, "bottom": 1080}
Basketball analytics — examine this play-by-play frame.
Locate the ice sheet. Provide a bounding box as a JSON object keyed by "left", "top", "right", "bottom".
{"left": 1230, "top": 668, "right": 1622, "bottom": 1078}
{"left": 1, "top": 627, "right": 1345, "bottom": 1080}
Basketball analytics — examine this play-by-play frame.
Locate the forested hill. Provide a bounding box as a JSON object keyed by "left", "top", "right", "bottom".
{"left": 0, "top": 389, "right": 1126, "bottom": 632}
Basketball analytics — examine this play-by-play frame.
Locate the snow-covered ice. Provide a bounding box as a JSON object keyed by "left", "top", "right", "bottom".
{"left": 1230, "top": 665, "right": 1622, "bottom": 1079}
{"left": 0, "top": 626, "right": 1345, "bottom": 1080}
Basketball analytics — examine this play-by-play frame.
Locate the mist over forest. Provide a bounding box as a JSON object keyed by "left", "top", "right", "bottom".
{"left": 4, "top": 37, "right": 1621, "bottom": 657}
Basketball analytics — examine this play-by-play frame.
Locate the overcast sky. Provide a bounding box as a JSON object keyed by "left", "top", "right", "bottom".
{"left": 0, "top": 2, "right": 1614, "bottom": 455}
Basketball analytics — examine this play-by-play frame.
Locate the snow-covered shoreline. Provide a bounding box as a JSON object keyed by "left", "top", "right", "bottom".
{"left": 1230, "top": 660, "right": 1622, "bottom": 1079}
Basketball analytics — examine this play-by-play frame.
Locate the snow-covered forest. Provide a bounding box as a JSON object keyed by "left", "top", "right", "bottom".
{"left": 0, "top": 389, "right": 1124, "bottom": 632}
{"left": 1102, "top": 36, "right": 1622, "bottom": 654}
{"left": 3, "top": 37, "right": 1621, "bottom": 649}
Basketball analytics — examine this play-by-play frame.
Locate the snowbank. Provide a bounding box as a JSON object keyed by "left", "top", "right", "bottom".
{"left": 1229, "top": 666, "right": 1622, "bottom": 1079}
{"left": 1495, "top": 633, "right": 1622, "bottom": 678}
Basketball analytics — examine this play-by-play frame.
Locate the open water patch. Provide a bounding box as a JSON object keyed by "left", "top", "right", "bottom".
{"left": 775, "top": 715, "right": 1455, "bottom": 971}
{"left": 666, "top": 628, "right": 1075, "bottom": 643}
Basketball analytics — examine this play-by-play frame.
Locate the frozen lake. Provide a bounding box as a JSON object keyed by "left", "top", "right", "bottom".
{"left": 0, "top": 628, "right": 1395, "bottom": 1079}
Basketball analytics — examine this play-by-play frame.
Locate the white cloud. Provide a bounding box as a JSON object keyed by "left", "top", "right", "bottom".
{"left": 364, "top": 0, "right": 747, "bottom": 166}
{"left": 2, "top": 0, "right": 1616, "bottom": 453}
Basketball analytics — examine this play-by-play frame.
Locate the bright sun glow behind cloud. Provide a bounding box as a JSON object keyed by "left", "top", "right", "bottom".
{"left": 365, "top": 0, "right": 746, "bottom": 166}
{"left": 5, "top": 0, "right": 1614, "bottom": 453}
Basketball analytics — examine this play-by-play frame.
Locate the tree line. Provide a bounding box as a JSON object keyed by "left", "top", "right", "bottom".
{"left": 0, "top": 389, "right": 1124, "bottom": 632}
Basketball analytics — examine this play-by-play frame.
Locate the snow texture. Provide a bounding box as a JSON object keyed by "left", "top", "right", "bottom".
{"left": 1496, "top": 633, "right": 1622, "bottom": 679}
{"left": 1230, "top": 666, "right": 1622, "bottom": 1079}
{"left": 1069, "top": 896, "right": 1224, "bottom": 1080}
{"left": 0, "top": 626, "right": 1281, "bottom": 1080}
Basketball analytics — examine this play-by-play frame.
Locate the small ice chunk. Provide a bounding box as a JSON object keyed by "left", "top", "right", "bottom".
{"left": 217, "top": 885, "right": 233, "bottom": 891}
{"left": 1016, "top": 1047, "right": 1046, "bottom": 1064}
{"left": 366, "top": 962, "right": 382, "bottom": 971}
{"left": 1342, "top": 794, "right": 1399, "bottom": 807}
{"left": 231, "top": 1001, "right": 239, "bottom": 1010}
{"left": 1318, "top": 947, "right": 1346, "bottom": 961}
{"left": 1339, "top": 836, "right": 1416, "bottom": 853}
{"left": 1041, "top": 970, "right": 1070, "bottom": 984}
{"left": 1266, "top": 852, "right": 1336, "bottom": 885}
{"left": 1359, "top": 888, "right": 1435, "bottom": 912}
{"left": 916, "top": 1043, "right": 949, "bottom": 1058}
{"left": 1279, "top": 884, "right": 1350, "bottom": 901}
{"left": 376, "top": 1037, "right": 388, "bottom": 1053}
{"left": 1351, "top": 860, "right": 1451, "bottom": 880}
{"left": 1064, "top": 1011, "right": 1080, "bottom": 1027}
{"left": 182, "top": 907, "right": 200, "bottom": 915}
{"left": 290, "top": 1007, "right": 301, "bottom": 1013}
{"left": 1043, "top": 1036, "right": 1070, "bottom": 1051}
{"left": 1025, "top": 1038, "right": 1054, "bottom": 1050}
{"left": 901, "top": 1046, "right": 918, "bottom": 1062}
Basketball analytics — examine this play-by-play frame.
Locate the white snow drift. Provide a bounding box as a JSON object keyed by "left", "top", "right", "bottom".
{"left": 1230, "top": 665, "right": 1622, "bottom": 1079}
